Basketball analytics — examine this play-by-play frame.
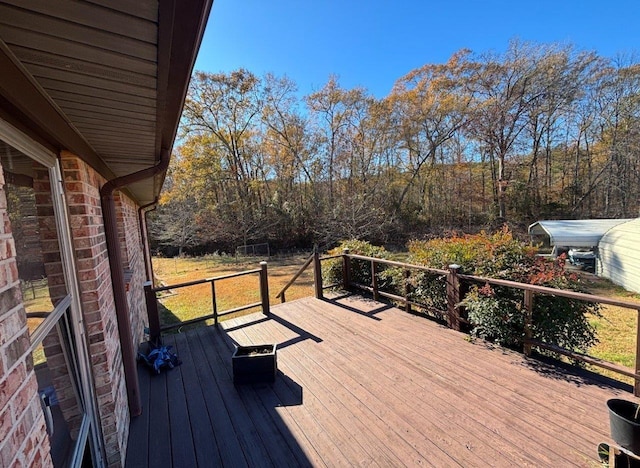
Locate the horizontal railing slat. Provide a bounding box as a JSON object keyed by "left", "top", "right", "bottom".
{"left": 459, "top": 274, "right": 640, "bottom": 311}
{"left": 320, "top": 254, "right": 342, "bottom": 261}
{"left": 346, "top": 254, "right": 449, "bottom": 275}
{"left": 528, "top": 339, "right": 639, "bottom": 381}
{"left": 152, "top": 268, "right": 261, "bottom": 293}
{"left": 159, "top": 302, "right": 263, "bottom": 332}
{"left": 160, "top": 312, "right": 219, "bottom": 331}
{"left": 218, "top": 302, "right": 262, "bottom": 317}
{"left": 350, "top": 282, "right": 450, "bottom": 319}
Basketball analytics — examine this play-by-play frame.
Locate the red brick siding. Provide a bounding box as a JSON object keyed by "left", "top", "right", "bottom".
{"left": 0, "top": 161, "right": 53, "bottom": 467}
{"left": 5, "top": 184, "right": 46, "bottom": 280}
{"left": 32, "top": 164, "right": 86, "bottom": 446}
{"left": 2, "top": 149, "right": 151, "bottom": 468}
{"left": 114, "top": 192, "right": 147, "bottom": 346}
{"left": 60, "top": 152, "right": 131, "bottom": 467}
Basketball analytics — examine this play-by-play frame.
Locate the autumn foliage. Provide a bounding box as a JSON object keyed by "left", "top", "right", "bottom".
{"left": 151, "top": 40, "right": 640, "bottom": 255}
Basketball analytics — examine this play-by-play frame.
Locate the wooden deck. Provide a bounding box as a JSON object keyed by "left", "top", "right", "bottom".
{"left": 126, "top": 294, "right": 628, "bottom": 467}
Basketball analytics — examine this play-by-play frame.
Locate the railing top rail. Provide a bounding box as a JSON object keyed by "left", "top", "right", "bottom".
{"left": 276, "top": 252, "right": 315, "bottom": 299}
{"left": 459, "top": 273, "right": 640, "bottom": 310}
{"left": 152, "top": 268, "right": 261, "bottom": 293}
{"left": 320, "top": 254, "right": 342, "bottom": 261}
{"left": 346, "top": 253, "right": 449, "bottom": 275}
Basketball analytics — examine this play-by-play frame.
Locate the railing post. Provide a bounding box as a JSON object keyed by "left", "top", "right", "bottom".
{"left": 342, "top": 248, "right": 351, "bottom": 291}
{"left": 313, "top": 248, "right": 323, "bottom": 299}
{"left": 260, "top": 261, "right": 270, "bottom": 315}
{"left": 211, "top": 280, "right": 219, "bottom": 327}
{"left": 371, "top": 260, "right": 379, "bottom": 301}
{"left": 404, "top": 269, "right": 412, "bottom": 313}
{"left": 144, "top": 281, "right": 161, "bottom": 345}
{"left": 523, "top": 289, "right": 534, "bottom": 357}
{"left": 446, "top": 264, "right": 461, "bottom": 331}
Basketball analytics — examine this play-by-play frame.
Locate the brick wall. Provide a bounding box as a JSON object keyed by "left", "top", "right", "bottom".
{"left": 114, "top": 193, "right": 147, "bottom": 347}
{"left": 6, "top": 184, "right": 46, "bottom": 280}
{"left": 1, "top": 150, "right": 150, "bottom": 467}
{"left": 0, "top": 161, "right": 53, "bottom": 467}
{"left": 60, "top": 153, "right": 151, "bottom": 466}
{"left": 32, "top": 163, "right": 85, "bottom": 443}
{"left": 59, "top": 152, "right": 130, "bottom": 467}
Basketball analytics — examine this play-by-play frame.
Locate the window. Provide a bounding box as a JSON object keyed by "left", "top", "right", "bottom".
{"left": 0, "top": 118, "right": 105, "bottom": 468}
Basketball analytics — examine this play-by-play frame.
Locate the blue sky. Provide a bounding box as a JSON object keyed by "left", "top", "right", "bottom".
{"left": 195, "top": 0, "right": 639, "bottom": 98}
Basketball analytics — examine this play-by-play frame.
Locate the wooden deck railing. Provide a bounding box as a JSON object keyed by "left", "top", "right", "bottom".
{"left": 275, "top": 248, "right": 323, "bottom": 303}
{"left": 144, "top": 262, "right": 270, "bottom": 343}
{"left": 319, "top": 250, "right": 640, "bottom": 396}
{"left": 147, "top": 250, "right": 640, "bottom": 394}
{"left": 459, "top": 273, "right": 640, "bottom": 394}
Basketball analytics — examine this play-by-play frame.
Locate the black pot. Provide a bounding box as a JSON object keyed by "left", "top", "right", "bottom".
{"left": 608, "top": 398, "right": 640, "bottom": 455}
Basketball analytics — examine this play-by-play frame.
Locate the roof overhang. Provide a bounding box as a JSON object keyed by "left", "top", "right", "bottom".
{"left": 528, "top": 219, "right": 634, "bottom": 248}
{"left": 0, "top": 0, "right": 212, "bottom": 205}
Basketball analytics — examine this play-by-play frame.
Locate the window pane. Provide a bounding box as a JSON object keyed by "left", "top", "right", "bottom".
{"left": 30, "top": 311, "right": 85, "bottom": 467}
{"left": 2, "top": 143, "right": 68, "bottom": 337}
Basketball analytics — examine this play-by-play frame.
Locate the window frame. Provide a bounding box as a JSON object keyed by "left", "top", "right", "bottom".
{"left": 0, "top": 117, "right": 106, "bottom": 468}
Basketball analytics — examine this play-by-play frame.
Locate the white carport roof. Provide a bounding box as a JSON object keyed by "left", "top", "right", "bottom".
{"left": 528, "top": 219, "right": 634, "bottom": 248}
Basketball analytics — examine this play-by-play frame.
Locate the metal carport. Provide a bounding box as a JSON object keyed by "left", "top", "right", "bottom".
{"left": 528, "top": 219, "right": 633, "bottom": 249}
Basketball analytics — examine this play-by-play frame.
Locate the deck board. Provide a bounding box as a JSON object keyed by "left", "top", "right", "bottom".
{"left": 126, "top": 294, "right": 627, "bottom": 467}
{"left": 186, "top": 328, "right": 250, "bottom": 468}
{"left": 166, "top": 334, "right": 197, "bottom": 467}
{"left": 125, "top": 344, "right": 151, "bottom": 467}
{"left": 146, "top": 360, "right": 170, "bottom": 468}
{"left": 170, "top": 332, "right": 222, "bottom": 467}
{"left": 195, "top": 326, "right": 290, "bottom": 468}
{"left": 292, "top": 300, "right": 587, "bottom": 465}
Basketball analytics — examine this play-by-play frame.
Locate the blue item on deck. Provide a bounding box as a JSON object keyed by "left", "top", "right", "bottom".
{"left": 137, "top": 344, "right": 182, "bottom": 374}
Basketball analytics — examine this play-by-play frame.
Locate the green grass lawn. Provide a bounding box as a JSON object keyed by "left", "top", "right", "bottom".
{"left": 152, "top": 254, "right": 315, "bottom": 329}
{"left": 579, "top": 273, "right": 640, "bottom": 384}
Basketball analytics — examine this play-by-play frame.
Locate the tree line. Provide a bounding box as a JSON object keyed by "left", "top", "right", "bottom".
{"left": 150, "top": 40, "right": 640, "bottom": 255}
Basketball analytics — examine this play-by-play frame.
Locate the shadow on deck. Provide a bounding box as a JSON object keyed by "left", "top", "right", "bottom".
{"left": 126, "top": 294, "right": 627, "bottom": 467}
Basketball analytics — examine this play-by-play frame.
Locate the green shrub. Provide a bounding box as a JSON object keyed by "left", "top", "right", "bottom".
{"left": 323, "top": 231, "right": 599, "bottom": 358}
{"left": 407, "top": 227, "right": 537, "bottom": 278}
{"left": 323, "top": 239, "right": 391, "bottom": 289}
{"left": 405, "top": 270, "right": 448, "bottom": 318}
{"left": 409, "top": 228, "right": 600, "bottom": 355}
{"left": 463, "top": 287, "right": 525, "bottom": 345}
{"left": 405, "top": 229, "right": 534, "bottom": 318}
